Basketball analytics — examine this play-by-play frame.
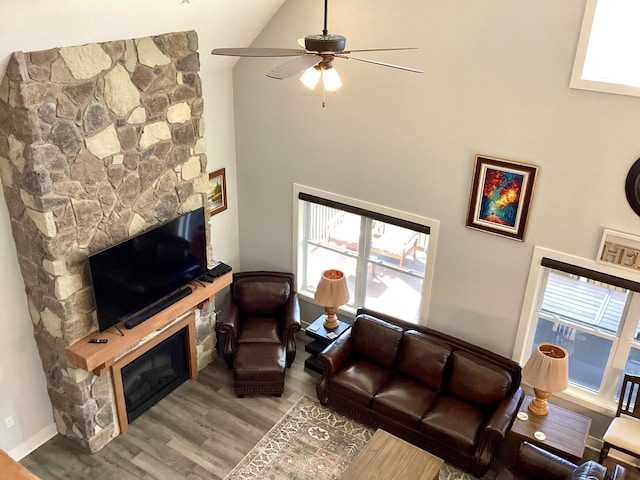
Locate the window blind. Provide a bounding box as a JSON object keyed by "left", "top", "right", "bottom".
{"left": 298, "top": 192, "right": 430, "bottom": 234}
{"left": 541, "top": 257, "right": 640, "bottom": 293}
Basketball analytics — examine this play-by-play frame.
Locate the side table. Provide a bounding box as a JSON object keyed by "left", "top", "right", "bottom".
{"left": 304, "top": 315, "right": 350, "bottom": 373}
{"left": 510, "top": 395, "right": 591, "bottom": 463}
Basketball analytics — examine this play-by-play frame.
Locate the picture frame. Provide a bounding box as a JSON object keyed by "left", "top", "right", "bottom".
{"left": 596, "top": 228, "right": 640, "bottom": 271}
{"left": 208, "top": 168, "right": 227, "bottom": 216}
{"left": 465, "top": 155, "right": 538, "bottom": 241}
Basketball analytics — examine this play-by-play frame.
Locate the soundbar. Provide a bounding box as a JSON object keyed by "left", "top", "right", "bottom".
{"left": 124, "top": 286, "right": 193, "bottom": 329}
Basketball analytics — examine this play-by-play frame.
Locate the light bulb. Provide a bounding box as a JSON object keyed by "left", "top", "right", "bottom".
{"left": 300, "top": 66, "right": 321, "bottom": 90}
{"left": 322, "top": 67, "right": 342, "bottom": 92}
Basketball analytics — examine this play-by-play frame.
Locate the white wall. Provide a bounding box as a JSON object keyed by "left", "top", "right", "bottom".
{"left": 232, "top": 0, "right": 640, "bottom": 354}
{"left": 0, "top": 0, "right": 271, "bottom": 458}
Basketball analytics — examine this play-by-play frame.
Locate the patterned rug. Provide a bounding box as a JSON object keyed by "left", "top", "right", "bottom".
{"left": 224, "top": 395, "right": 474, "bottom": 480}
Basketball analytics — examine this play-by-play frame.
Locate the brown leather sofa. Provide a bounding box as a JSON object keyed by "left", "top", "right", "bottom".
{"left": 496, "top": 441, "right": 626, "bottom": 480}
{"left": 218, "top": 271, "right": 301, "bottom": 396}
{"left": 316, "top": 308, "right": 524, "bottom": 477}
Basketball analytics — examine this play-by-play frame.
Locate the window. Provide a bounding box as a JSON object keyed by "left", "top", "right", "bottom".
{"left": 570, "top": 0, "right": 640, "bottom": 97}
{"left": 293, "top": 185, "right": 439, "bottom": 323}
{"left": 515, "top": 247, "right": 640, "bottom": 411}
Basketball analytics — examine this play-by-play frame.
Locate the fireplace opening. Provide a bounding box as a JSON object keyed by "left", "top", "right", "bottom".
{"left": 121, "top": 329, "right": 189, "bottom": 423}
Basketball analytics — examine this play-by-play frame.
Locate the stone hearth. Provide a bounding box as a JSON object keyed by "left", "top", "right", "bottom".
{"left": 0, "top": 31, "right": 216, "bottom": 451}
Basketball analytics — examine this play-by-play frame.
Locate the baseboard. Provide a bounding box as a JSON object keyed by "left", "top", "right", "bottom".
{"left": 8, "top": 423, "right": 58, "bottom": 461}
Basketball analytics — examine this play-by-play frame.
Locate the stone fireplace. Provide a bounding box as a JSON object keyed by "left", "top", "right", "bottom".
{"left": 0, "top": 30, "right": 217, "bottom": 451}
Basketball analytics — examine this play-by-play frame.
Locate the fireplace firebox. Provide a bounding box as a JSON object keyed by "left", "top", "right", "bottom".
{"left": 121, "top": 329, "right": 189, "bottom": 423}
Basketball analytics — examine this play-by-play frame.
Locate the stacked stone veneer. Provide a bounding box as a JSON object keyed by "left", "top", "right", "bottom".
{"left": 0, "top": 31, "right": 218, "bottom": 451}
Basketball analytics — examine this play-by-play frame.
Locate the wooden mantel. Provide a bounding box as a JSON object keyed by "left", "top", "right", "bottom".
{"left": 66, "top": 272, "right": 232, "bottom": 375}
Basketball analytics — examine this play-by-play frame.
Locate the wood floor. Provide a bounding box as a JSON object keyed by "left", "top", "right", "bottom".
{"left": 20, "top": 334, "right": 640, "bottom": 480}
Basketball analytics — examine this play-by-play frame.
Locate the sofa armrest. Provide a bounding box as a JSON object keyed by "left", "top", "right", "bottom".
{"left": 485, "top": 387, "right": 524, "bottom": 436}
{"left": 315, "top": 329, "right": 352, "bottom": 404}
{"left": 513, "top": 442, "right": 578, "bottom": 480}
{"left": 282, "top": 293, "right": 301, "bottom": 366}
{"left": 217, "top": 295, "right": 239, "bottom": 368}
{"left": 475, "top": 387, "right": 524, "bottom": 474}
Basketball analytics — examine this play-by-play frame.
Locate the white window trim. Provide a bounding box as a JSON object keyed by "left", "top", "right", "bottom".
{"left": 570, "top": 0, "right": 640, "bottom": 98}
{"left": 514, "top": 245, "right": 640, "bottom": 415}
{"left": 292, "top": 183, "right": 440, "bottom": 325}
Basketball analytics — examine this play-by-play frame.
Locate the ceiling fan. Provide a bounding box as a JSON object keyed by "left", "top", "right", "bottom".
{"left": 211, "top": 0, "right": 423, "bottom": 94}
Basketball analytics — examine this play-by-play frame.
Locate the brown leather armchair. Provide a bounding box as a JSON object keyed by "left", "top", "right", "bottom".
{"left": 217, "top": 271, "right": 301, "bottom": 396}
{"left": 496, "top": 442, "right": 626, "bottom": 480}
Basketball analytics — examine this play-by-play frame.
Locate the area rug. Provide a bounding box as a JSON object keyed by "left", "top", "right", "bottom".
{"left": 224, "top": 395, "right": 474, "bottom": 480}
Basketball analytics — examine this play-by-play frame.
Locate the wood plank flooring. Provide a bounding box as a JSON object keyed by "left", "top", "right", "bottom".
{"left": 21, "top": 335, "right": 317, "bottom": 480}
{"left": 20, "top": 333, "right": 640, "bottom": 480}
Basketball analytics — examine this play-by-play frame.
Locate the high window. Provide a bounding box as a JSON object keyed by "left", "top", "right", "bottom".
{"left": 293, "top": 185, "right": 439, "bottom": 323}
{"left": 515, "top": 247, "right": 640, "bottom": 411}
{"left": 571, "top": 0, "right": 640, "bottom": 97}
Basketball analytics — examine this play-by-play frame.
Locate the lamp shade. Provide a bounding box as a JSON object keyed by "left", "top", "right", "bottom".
{"left": 314, "top": 269, "right": 349, "bottom": 307}
{"left": 522, "top": 343, "right": 569, "bottom": 393}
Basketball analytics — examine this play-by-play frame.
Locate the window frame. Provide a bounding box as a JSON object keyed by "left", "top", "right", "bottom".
{"left": 514, "top": 246, "right": 640, "bottom": 414}
{"left": 292, "top": 184, "right": 440, "bottom": 325}
{"left": 570, "top": 0, "right": 640, "bottom": 98}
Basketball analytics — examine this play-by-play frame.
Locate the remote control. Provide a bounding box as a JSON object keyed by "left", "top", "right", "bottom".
{"left": 88, "top": 338, "right": 108, "bottom": 344}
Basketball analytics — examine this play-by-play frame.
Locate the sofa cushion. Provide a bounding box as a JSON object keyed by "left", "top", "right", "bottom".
{"left": 446, "top": 351, "right": 512, "bottom": 407}
{"left": 420, "top": 395, "right": 485, "bottom": 456}
{"left": 329, "top": 358, "right": 392, "bottom": 407}
{"left": 233, "top": 278, "right": 290, "bottom": 314}
{"left": 568, "top": 461, "right": 607, "bottom": 480}
{"left": 351, "top": 315, "right": 404, "bottom": 369}
{"left": 373, "top": 376, "right": 438, "bottom": 428}
{"left": 397, "top": 331, "right": 452, "bottom": 392}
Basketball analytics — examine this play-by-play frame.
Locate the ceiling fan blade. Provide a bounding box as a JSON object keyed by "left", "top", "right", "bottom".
{"left": 340, "top": 47, "right": 418, "bottom": 54}
{"left": 211, "top": 48, "right": 307, "bottom": 57}
{"left": 267, "top": 54, "right": 322, "bottom": 80}
{"left": 336, "top": 54, "right": 424, "bottom": 73}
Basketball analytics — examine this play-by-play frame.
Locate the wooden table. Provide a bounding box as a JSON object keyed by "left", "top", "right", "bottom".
{"left": 510, "top": 395, "right": 592, "bottom": 463}
{"left": 341, "top": 429, "right": 444, "bottom": 480}
{"left": 0, "top": 450, "right": 38, "bottom": 480}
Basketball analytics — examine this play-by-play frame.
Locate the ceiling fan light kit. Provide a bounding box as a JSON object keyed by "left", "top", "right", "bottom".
{"left": 211, "top": 0, "right": 422, "bottom": 99}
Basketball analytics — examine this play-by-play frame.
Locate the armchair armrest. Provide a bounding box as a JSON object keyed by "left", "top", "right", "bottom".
{"left": 315, "top": 329, "right": 352, "bottom": 404}
{"left": 282, "top": 293, "right": 301, "bottom": 367}
{"left": 475, "top": 387, "right": 524, "bottom": 475}
{"left": 512, "top": 442, "right": 578, "bottom": 480}
{"left": 217, "top": 295, "right": 240, "bottom": 368}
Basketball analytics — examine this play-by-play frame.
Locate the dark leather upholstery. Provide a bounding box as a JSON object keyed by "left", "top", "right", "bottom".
{"left": 217, "top": 271, "right": 301, "bottom": 396}
{"left": 496, "top": 441, "right": 626, "bottom": 480}
{"left": 316, "top": 308, "right": 524, "bottom": 477}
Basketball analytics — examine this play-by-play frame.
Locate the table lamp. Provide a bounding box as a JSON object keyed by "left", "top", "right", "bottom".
{"left": 522, "top": 343, "right": 569, "bottom": 416}
{"left": 314, "top": 269, "right": 349, "bottom": 330}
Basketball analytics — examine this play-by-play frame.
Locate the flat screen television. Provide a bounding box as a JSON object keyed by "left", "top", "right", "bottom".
{"left": 89, "top": 207, "right": 208, "bottom": 332}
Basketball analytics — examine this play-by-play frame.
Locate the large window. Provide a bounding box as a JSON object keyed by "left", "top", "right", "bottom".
{"left": 293, "top": 185, "right": 439, "bottom": 323}
{"left": 571, "top": 0, "right": 640, "bottom": 97}
{"left": 515, "top": 247, "right": 640, "bottom": 411}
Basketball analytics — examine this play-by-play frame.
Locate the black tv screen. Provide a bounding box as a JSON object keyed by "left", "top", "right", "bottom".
{"left": 89, "top": 207, "right": 208, "bottom": 332}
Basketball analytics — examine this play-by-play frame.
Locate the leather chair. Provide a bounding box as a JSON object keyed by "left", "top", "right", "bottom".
{"left": 496, "top": 442, "right": 626, "bottom": 480}
{"left": 217, "top": 271, "right": 301, "bottom": 397}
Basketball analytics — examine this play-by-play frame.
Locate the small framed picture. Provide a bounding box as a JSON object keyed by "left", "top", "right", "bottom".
{"left": 208, "top": 168, "right": 227, "bottom": 216}
{"left": 465, "top": 155, "right": 538, "bottom": 241}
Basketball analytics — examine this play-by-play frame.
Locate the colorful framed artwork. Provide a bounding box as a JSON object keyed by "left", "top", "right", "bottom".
{"left": 208, "top": 168, "right": 227, "bottom": 216}
{"left": 465, "top": 155, "right": 538, "bottom": 241}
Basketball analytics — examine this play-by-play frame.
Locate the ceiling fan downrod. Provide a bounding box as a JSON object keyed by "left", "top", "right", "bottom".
{"left": 323, "top": 0, "right": 329, "bottom": 36}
